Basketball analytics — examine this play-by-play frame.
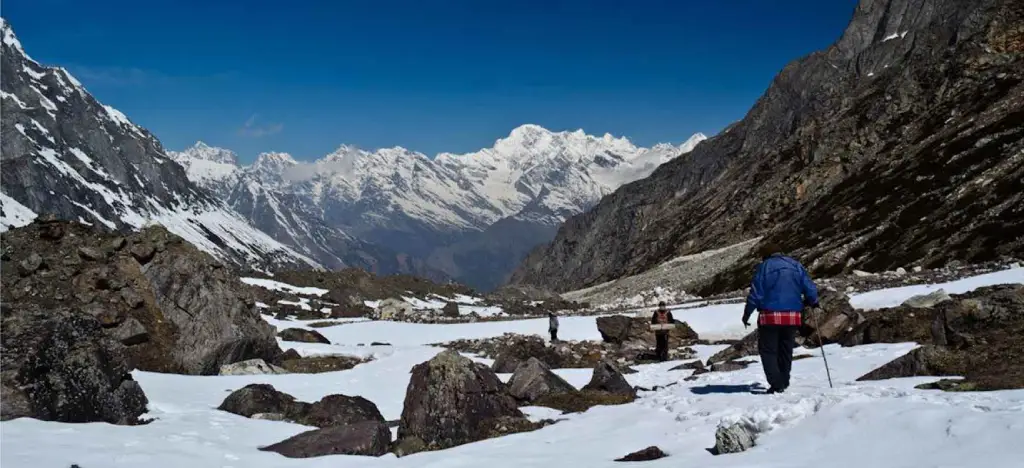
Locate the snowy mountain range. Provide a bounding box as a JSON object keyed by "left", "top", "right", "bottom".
{"left": 0, "top": 19, "right": 318, "bottom": 272}
{"left": 170, "top": 126, "right": 706, "bottom": 289}
{"left": 0, "top": 16, "right": 706, "bottom": 288}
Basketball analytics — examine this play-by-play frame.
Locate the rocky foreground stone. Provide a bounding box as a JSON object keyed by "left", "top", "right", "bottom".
{"left": 396, "top": 350, "right": 547, "bottom": 454}
{"left": 1, "top": 220, "right": 282, "bottom": 376}
{"left": 1, "top": 303, "right": 148, "bottom": 424}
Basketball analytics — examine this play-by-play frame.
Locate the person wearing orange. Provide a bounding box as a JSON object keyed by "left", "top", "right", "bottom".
{"left": 650, "top": 301, "right": 674, "bottom": 361}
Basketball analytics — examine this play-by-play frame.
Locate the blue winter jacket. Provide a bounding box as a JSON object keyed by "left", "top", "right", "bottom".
{"left": 743, "top": 254, "right": 819, "bottom": 320}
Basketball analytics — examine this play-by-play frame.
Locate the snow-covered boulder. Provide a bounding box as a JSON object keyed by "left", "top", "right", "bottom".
{"left": 714, "top": 423, "right": 756, "bottom": 454}
{"left": 377, "top": 298, "right": 412, "bottom": 320}
{"left": 218, "top": 359, "right": 287, "bottom": 376}
{"left": 901, "top": 289, "right": 952, "bottom": 308}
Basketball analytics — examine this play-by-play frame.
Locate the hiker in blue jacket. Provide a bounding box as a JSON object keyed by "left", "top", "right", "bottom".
{"left": 742, "top": 242, "right": 819, "bottom": 394}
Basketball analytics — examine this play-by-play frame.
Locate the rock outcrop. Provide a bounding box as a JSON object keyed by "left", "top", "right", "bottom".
{"left": 512, "top": 0, "right": 1024, "bottom": 295}
{"left": 1, "top": 220, "right": 281, "bottom": 375}
{"left": 506, "top": 357, "right": 578, "bottom": 403}
{"left": 0, "top": 303, "right": 147, "bottom": 424}
{"left": 856, "top": 285, "right": 1024, "bottom": 389}
{"left": 396, "top": 350, "right": 530, "bottom": 452}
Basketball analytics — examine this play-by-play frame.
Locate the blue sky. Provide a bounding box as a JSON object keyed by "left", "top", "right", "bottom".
{"left": 6, "top": 0, "right": 857, "bottom": 162}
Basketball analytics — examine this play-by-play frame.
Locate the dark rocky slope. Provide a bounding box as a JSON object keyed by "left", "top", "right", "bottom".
{"left": 511, "top": 0, "right": 1024, "bottom": 293}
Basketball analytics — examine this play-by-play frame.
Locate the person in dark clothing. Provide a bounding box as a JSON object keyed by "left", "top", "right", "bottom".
{"left": 548, "top": 312, "right": 559, "bottom": 342}
{"left": 742, "top": 243, "right": 819, "bottom": 394}
{"left": 650, "top": 301, "right": 674, "bottom": 361}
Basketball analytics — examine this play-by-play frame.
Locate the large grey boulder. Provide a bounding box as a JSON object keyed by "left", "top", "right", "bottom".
{"left": 217, "top": 384, "right": 306, "bottom": 419}
{"left": 507, "top": 357, "right": 578, "bottom": 403}
{"left": 582, "top": 360, "right": 636, "bottom": 397}
{"left": 397, "top": 350, "right": 528, "bottom": 451}
{"left": 301, "top": 394, "right": 385, "bottom": 428}
{"left": 0, "top": 221, "right": 283, "bottom": 376}
{"left": 0, "top": 304, "right": 148, "bottom": 424}
{"left": 259, "top": 421, "right": 392, "bottom": 458}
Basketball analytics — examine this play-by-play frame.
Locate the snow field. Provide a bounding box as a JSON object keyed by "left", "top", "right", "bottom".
{"left": 2, "top": 268, "right": 1023, "bottom": 467}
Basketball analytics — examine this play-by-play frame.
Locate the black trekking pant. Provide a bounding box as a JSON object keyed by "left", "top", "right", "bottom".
{"left": 550, "top": 329, "right": 558, "bottom": 342}
{"left": 758, "top": 325, "right": 798, "bottom": 390}
{"left": 655, "top": 333, "right": 669, "bottom": 361}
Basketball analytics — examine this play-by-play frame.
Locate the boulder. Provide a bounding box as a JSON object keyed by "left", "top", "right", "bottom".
{"left": 277, "top": 355, "right": 367, "bottom": 374}
{"left": 219, "top": 358, "right": 288, "bottom": 375}
{"left": 856, "top": 345, "right": 967, "bottom": 382}
{"left": 491, "top": 335, "right": 564, "bottom": 373}
{"left": 800, "top": 289, "right": 862, "bottom": 347}
{"left": 615, "top": 446, "right": 667, "bottom": 462}
{"left": 277, "top": 328, "right": 331, "bottom": 344}
{"left": 330, "top": 304, "right": 373, "bottom": 318}
{"left": 300, "top": 394, "right": 385, "bottom": 428}
{"left": 582, "top": 360, "right": 636, "bottom": 397}
{"left": 714, "top": 423, "right": 756, "bottom": 454}
{"left": 397, "top": 350, "right": 528, "bottom": 451}
{"left": 506, "top": 357, "right": 578, "bottom": 403}
{"left": 596, "top": 315, "right": 699, "bottom": 348}
{"left": 902, "top": 289, "right": 952, "bottom": 309}
{"left": 377, "top": 298, "right": 412, "bottom": 320}
{"left": 442, "top": 302, "right": 460, "bottom": 318}
{"left": 217, "top": 384, "right": 306, "bottom": 419}
{"left": 259, "top": 421, "right": 392, "bottom": 458}
{"left": 596, "top": 315, "right": 633, "bottom": 343}
{"left": 708, "top": 330, "right": 759, "bottom": 363}
{"left": 840, "top": 306, "right": 935, "bottom": 347}
{"left": 0, "top": 304, "right": 147, "bottom": 424}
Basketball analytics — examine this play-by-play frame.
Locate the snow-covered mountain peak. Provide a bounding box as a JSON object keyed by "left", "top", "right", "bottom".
{"left": 1, "top": 18, "right": 28, "bottom": 60}
{"left": 253, "top": 151, "right": 297, "bottom": 169}
{"left": 176, "top": 141, "right": 239, "bottom": 165}
{"left": 678, "top": 132, "right": 708, "bottom": 153}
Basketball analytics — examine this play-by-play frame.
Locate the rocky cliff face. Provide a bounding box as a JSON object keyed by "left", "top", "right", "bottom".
{"left": 512, "top": 0, "right": 1024, "bottom": 293}
{"left": 0, "top": 19, "right": 317, "bottom": 272}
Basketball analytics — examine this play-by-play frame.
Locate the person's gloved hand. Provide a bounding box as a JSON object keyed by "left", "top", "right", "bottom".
{"left": 742, "top": 316, "right": 751, "bottom": 329}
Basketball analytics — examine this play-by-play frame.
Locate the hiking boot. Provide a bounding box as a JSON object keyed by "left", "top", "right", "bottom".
{"left": 766, "top": 387, "right": 785, "bottom": 394}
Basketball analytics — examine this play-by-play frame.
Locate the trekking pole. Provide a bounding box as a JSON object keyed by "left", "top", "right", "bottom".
{"left": 812, "top": 309, "right": 834, "bottom": 389}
